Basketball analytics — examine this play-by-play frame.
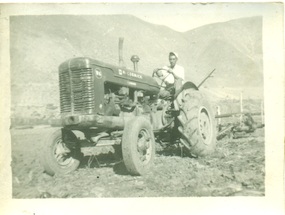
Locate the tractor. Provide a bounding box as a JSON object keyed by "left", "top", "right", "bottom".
{"left": 41, "top": 39, "right": 216, "bottom": 176}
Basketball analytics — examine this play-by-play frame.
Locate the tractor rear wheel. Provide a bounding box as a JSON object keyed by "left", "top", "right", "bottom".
{"left": 177, "top": 89, "right": 216, "bottom": 156}
{"left": 122, "top": 117, "right": 155, "bottom": 175}
{"left": 40, "top": 128, "right": 82, "bottom": 176}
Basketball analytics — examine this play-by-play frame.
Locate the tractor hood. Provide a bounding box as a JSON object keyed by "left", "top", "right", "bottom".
{"left": 59, "top": 57, "right": 160, "bottom": 91}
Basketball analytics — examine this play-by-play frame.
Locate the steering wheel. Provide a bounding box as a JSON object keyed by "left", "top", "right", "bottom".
{"left": 152, "top": 68, "right": 174, "bottom": 89}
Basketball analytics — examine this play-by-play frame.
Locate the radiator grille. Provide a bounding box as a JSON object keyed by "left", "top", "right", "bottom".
{"left": 59, "top": 68, "right": 94, "bottom": 114}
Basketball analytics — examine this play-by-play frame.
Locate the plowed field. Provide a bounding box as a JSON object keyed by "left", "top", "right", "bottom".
{"left": 11, "top": 127, "right": 265, "bottom": 198}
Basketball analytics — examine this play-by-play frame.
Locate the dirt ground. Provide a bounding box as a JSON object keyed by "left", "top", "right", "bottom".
{"left": 11, "top": 126, "right": 265, "bottom": 198}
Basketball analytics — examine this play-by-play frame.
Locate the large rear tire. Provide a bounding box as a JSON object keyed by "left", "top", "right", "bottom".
{"left": 177, "top": 89, "right": 216, "bottom": 156}
{"left": 122, "top": 117, "right": 155, "bottom": 175}
{"left": 40, "top": 129, "right": 82, "bottom": 176}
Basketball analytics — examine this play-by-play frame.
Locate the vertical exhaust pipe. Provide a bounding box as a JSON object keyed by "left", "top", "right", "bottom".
{"left": 131, "top": 55, "right": 140, "bottom": 72}
{"left": 118, "top": 37, "right": 124, "bottom": 67}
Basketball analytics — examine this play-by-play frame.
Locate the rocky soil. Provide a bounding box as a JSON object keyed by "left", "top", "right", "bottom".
{"left": 11, "top": 127, "right": 265, "bottom": 198}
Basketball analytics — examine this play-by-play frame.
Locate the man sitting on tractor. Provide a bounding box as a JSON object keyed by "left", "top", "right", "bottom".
{"left": 153, "top": 52, "right": 185, "bottom": 99}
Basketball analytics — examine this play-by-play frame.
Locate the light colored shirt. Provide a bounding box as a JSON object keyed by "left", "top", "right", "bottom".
{"left": 161, "top": 64, "right": 185, "bottom": 85}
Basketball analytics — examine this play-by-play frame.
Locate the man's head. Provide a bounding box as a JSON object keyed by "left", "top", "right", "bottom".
{"left": 169, "top": 52, "right": 178, "bottom": 68}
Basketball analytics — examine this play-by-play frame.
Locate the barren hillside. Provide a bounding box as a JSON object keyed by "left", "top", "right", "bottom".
{"left": 10, "top": 15, "right": 263, "bottom": 112}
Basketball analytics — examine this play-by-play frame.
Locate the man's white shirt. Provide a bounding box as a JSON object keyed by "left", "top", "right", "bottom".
{"left": 161, "top": 64, "right": 185, "bottom": 85}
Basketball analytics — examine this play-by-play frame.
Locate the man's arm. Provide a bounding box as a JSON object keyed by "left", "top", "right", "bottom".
{"left": 168, "top": 66, "right": 185, "bottom": 81}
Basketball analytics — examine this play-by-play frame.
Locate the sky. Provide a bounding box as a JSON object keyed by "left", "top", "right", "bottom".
{"left": 133, "top": 3, "right": 269, "bottom": 31}
{"left": 107, "top": 3, "right": 270, "bottom": 32}
{"left": 3, "top": 3, "right": 275, "bottom": 32}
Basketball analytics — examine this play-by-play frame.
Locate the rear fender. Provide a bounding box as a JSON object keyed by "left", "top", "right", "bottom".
{"left": 174, "top": 81, "right": 198, "bottom": 99}
{"left": 173, "top": 81, "right": 198, "bottom": 110}
{"left": 182, "top": 81, "right": 199, "bottom": 90}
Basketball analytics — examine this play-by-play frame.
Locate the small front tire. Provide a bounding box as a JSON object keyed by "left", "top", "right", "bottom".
{"left": 40, "top": 128, "right": 82, "bottom": 176}
{"left": 122, "top": 117, "right": 155, "bottom": 176}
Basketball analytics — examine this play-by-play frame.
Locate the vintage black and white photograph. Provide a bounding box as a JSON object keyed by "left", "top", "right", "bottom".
{"left": 1, "top": 2, "right": 283, "bottom": 203}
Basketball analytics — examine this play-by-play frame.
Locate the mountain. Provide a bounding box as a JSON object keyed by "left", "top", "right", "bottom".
{"left": 10, "top": 15, "right": 263, "bottom": 108}
{"left": 182, "top": 17, "right": 263, "bottom": 88}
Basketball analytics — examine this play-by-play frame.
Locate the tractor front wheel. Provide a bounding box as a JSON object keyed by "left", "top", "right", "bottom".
{"left": 122, "top": 117, "right": 155, "bottom": 175}
{"left": 40, "top": 128, "right": 82, "bottom": 176}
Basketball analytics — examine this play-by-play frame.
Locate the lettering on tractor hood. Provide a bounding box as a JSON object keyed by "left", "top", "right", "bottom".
{"left": 118, "top": 69, "right": 143, "bottom": 79}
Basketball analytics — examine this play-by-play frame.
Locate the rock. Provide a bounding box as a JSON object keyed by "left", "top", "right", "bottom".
{"left": 39, "top": 192, "right": 52, "bottom": 198}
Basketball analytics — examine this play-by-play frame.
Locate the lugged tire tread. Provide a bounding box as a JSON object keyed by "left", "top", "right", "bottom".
{"left": 177, "top": 89, "right": 216, "bottom": 157}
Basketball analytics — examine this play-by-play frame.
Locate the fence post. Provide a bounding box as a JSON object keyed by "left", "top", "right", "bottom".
{"left": 216, "top": 105, "right": 221, "bottom": 125}
{"left": 240, "top": 91, "right": 243, "bottom": 125}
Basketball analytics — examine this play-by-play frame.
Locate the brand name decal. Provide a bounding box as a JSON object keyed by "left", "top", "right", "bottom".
{"left": 118, "top": 69, "right": 142, "bottom": 79}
